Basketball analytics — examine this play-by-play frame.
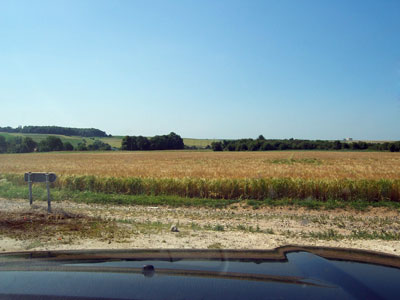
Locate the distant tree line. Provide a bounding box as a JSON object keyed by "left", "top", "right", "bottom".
{"left": 76, "top": 140, "right": 111, "bottom": 151}
{"left": 0, "top": 136, "right": 37, "bottom": 153}
{"left": 121, "top": 132, "right": 184, "bottom": 150}
{"left": 0, "top": 126, "right": 108, "bottom": 137}
{"left": 211, "top": 136, "right": 400, "bottom": 152}
{"left": 0, "top": 135, "right": 111, "bottom": 153}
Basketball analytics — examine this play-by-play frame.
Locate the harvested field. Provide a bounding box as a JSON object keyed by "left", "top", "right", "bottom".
{"left": 0, "top": 151, "right": 399, "bottom": 180}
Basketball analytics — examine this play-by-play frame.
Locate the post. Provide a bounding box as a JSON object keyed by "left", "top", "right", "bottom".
{"left": 28, "top": 172, "right": 33, "bottom": 205}
{"left": 46, "top": 173, "right": 51, "bottom": 213}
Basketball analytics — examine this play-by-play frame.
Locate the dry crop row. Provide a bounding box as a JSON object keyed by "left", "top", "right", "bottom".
{"left": 0, "top": 151, "right": 399, "bottom": 180}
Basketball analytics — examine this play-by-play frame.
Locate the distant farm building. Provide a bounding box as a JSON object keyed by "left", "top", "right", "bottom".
{"left": 344, "top": 138, "right": 353, "bottom": 141}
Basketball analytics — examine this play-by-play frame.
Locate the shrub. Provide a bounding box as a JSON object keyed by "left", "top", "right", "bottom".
{"left": 211, "top": 142, "right": 223, "bottom": 151}
{"left": 64, "top": 142, "right": 74, "bottom": 151}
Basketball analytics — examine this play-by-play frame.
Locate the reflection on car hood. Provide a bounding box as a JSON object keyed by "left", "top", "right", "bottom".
{"left": 0, "top": 245, "right": 400, "bottom": 299}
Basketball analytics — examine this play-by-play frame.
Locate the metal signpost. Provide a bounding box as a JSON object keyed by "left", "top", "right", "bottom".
{"left": 24, "top": 172, "right": 57, "bottom": 213}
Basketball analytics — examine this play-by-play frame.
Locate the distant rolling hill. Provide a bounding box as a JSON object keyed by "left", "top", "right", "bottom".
{"left": 0, "top": 132, "right": 218, "bottom": 149}
{"left": 182, "top": 138, "right": 220, "bottom": 148}
{"left": 0, "top": 132, "right": 121, "bottom": 148}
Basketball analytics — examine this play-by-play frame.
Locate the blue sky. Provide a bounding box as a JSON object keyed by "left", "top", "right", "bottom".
{"left": 0, "top": 0, "right": 399, "bottom": 140}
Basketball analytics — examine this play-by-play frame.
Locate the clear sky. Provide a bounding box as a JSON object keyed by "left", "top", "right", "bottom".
{"left": 0, "top": 0, "right": 399, "bottom": 140}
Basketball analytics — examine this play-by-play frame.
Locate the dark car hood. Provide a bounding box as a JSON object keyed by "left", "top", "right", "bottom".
{"left": 0, "top": 246, "right": 400, "bottom": 299}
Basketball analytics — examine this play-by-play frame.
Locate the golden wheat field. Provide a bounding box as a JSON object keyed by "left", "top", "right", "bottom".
{"left": 0, "top": 150, "right": 399, "bottom": 180}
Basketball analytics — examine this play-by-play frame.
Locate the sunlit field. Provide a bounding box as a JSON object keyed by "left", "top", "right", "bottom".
{"left": 0, "top": 151, "right": 399, "bottom": 179}
{"left": 1, "top": 151, "right": 399, "bottom": 202}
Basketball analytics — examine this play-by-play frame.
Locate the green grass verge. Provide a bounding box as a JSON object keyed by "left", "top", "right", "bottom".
{"left": 0, "top": 180, "right": 238, "bottom": 208}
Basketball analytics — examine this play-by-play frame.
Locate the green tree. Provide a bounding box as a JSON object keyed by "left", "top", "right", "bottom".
{"left": 249, "top": 141, "right": 262, "bottom": 151}
{"left": 237, "top": 143, "right": 248, "bottom": 151}
{"left": 389, "top": 143, "right": 400, "bottom": 152}
{"left": 351, "top": 142, "right": 360, "bottom": 150}
{"left": 20, "top": 137, "right": 37, "bottom": 153}
{"left": 167, "top": 132, "right": 184, "bottom": 149}
{"left": 136, "top": 136, "right": 150, "bottom": 150}
{"left": 37, "top": 136, "right": 66, "bottom": 152}
{"left": 122, "top": 136, "right": 138, "bottom": 150}
{"left": 333, "top": 140, "right": 342, "bottom": 150}
{"left": 76, "top": 142, "right": 88, "bottom": 151}
{"left": 278, "top": 143, "right": 288, "bottom": 150}
{"left": 8, "top": 137, "right": 24, "bottom": 153}
{"left": 226, "top": 143, "right": 236, "bottom": 151}
{"left": 0, "top": 136, "right": 7, "bottom": 153}
{"left": 64, "top": 142, "right": 74, "bottom": 151}
{"left": 39, "top": 136, "right": 64, "bottom": 151}
{"left": 261, "top": 142, "right": 274, "bottom": 151}
{"left": 88, "top": 140, "right": 111, "bottom": 151}
{"left": 150, "top": 135, "right": 168, "bottom": 150}
{"left": 211, "top": 142, "right": 223, "bottom": 151}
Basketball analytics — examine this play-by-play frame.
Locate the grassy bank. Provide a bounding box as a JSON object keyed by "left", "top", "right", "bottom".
{"left": 1, "top": 176, "right": 400, "bottom": 210}
{"left": 0, "top": 179, "right": 237, "bottom": 208}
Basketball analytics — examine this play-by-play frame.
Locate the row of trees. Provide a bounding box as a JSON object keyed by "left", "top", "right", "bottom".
{"left": 0, "top": 136, "right": 67, "bottom": 153}
{"left": 121, "top": 132, "right": 184, "bottom": 150}
{"left": 211, "top": 136, "right": 400, "bottom": 152}
{"left": 0, "top": 136, "right": 37, "bottom": 153}
{"left": 0, "top": 136, "right": 112, "bottom": 153}
{"left": 76, "top": 140, "right": 111, "bottom": 151}
{"left": 0, "top": 126, "right": 108, "bottom": 137}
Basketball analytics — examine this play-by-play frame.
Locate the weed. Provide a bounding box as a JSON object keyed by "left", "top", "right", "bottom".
{"left": 351, "top": 230, "right": 400, "bottom": 241}
{"left": 336, "top": 221, "right": 346, "bottom": 229}
{"left": 213, "top": 224, "right": 225, "bottom": 231}
{"left": 207, "top": 242, "right": 223, "bottom": 249}
{"left": 308, "top": 229, "right": 342, "bottom": 240}
{"left": 236, "top": 224, "right": 246, "bottom": 231}
{"left": 25, "top": 240, "right": 43, "bottom": 250}
{"left": 190, "top": 222, "right": 202, "bottom": 230}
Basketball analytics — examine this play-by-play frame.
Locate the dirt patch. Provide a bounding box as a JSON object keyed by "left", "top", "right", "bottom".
{"left": 0, "top": 203, "right": 129, "bottom": 250}
{"left": 1, "top": 208, "right": 85, "bottom": 239}
{"left": 0, "top": 197, "right": 399, "bottom": 256}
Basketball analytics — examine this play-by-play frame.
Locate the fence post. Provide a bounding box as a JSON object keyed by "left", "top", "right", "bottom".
{"left": 46, "top": 173, "right": 51, "bottom": 213}
{"left": 28, "top": 172, "right": 33, "bottom": 205}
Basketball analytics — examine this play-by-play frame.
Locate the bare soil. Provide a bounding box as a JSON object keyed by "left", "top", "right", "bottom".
{"left": 0, "top": 197, "right": 399, "bottom": 256}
